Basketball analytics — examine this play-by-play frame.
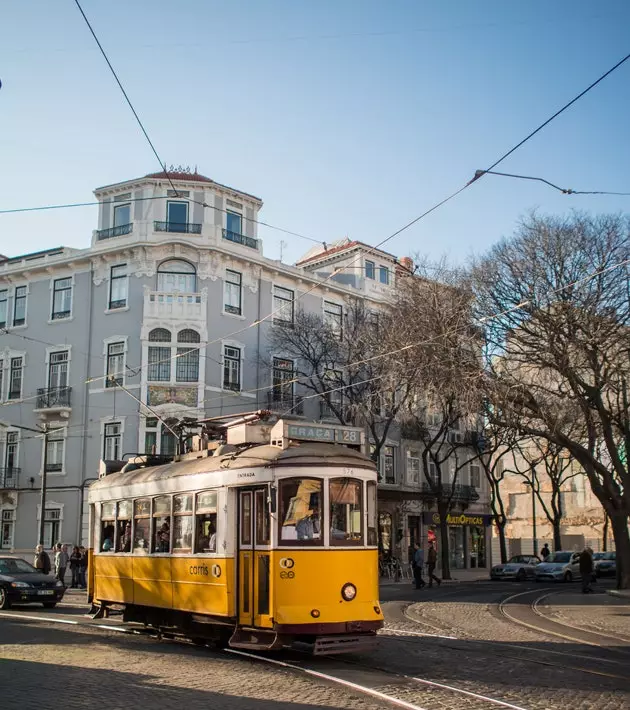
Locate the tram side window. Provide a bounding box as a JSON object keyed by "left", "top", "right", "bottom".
{"left": 116, "top": 500, "right": 132, "bottom": 552}
{"left": 152, "top": 495, "right": 172, "bottom": 553}
{"left": 330, "top": 478, "right": 362, "bottom": 545}
{"left": 279, "top": 478, "right": 322, "bottom": 544}
{"left": 101, "top": 502, "right": 116, "bottom": 552}
{"left": 172, "top": 494, "right": 193, "bottom": 552}
{"left": 133, "top": 499, "right": 151, "bottom": 552}
{"left": 195, "top": 491, "right": 217, "bottom": 553}
{"left": 366, "top": 481, "right": 377, "bottom": 546}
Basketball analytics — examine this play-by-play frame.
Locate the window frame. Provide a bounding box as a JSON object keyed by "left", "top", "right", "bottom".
{"left": 379, "top": 265, "right": 390, "bottom": 285}
{"left": 103, "top": 422, "right": 122, "bottom": 461}
{"left": 12, "top": 285, "right": 27, "bottom": 326}
{"left": 329, "top": 477, "right": 363, "bottom": 546}
{"left": 108, "top": 264, "right": 128, "bottom": 310}
{"left": 51, "top": 277, "right": 73, "bottom": 320}
{"left": 156, "top": 259, "right": 197, "bottom": 293}
{"left": 106, "top": 342, "right": 125, "bottom": 388}
{"left": 226, "top": 210, "right": 243, "bottom": 235}
{"left": 365, "top": 260, "right": 375, "bottom": 280}
{"left": 8, "top": 357, "right": 23, "bottom": 400}
{"left": 271, "top": 357, "right": 295, "bottom": 407}
{"left": 406, "top": 449, "right": 421, "bottom": 485}
{"left": 224, "top": 269, "right": 242, "bottom": 316}
{"left": 0, "top": 290, "right": 7, "bottom": 328}
{"left": 273, "top": 286, "right": 295, "bottom": 325}
{"left": 166, "top": 200, "right": 189, "bottom": 229}
{"left": 113, "top": 203, "right": 131, "bottom": 228}
{"left": 223, "top": 344, "right": 242, "bottom": 391}
{"left": 194, "top": 491, "right": 218, "bottom": 554}
{"left": 44, "top": 433, "right": 65, "bottom": 474}
{"left": 323, "top": 300, "right": 343, "bottom": 338}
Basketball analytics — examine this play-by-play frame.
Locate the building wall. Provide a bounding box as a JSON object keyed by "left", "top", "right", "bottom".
{"left": 0, "top": 173, "right": 491, "bottom": 557}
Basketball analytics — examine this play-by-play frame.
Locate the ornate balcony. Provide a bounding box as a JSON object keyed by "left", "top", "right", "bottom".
{"left": 222, "top": 228, "right": 258, "bottom": 250}
{"left": 0, "top": 467, "right": 19, "bottom": 489}
{"left": 96, "top": 223, "right": 133, "bottom": 240}
{"left": 144, "top": 288, "right": 207, "bottom": 324}
{"left": 35, "top": 387, "right": 72, "bottom": 411}
{"left": 420, "top": 481, "right": 480, "bottom": 502}
{"left": 154, "top": 221, "right": 202, "bottom": 234}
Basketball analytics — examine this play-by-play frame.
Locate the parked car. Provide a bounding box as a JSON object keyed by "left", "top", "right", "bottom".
{"left": 593, "top": 551, "right": 616, "bottom": 577}
{"left": 535, "top": 551, "right": 581, "bottom": 582}
{"left": 491, "top": 555, "right": 541, "bottom": 581}
{"left": 0, "top": 556, "right": 65, "bottom": 609}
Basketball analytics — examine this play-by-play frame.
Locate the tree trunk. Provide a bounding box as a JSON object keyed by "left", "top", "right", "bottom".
{"left": 602, "top": 514, "right": 609, "bottom": 552}
{"left": 609, "top": 512, "right": 630, "bottom": 589}
{"left": 437, "top": 500, "right": 451, "bottom": 580}
{"left": 552, "top": 519, "right": 562, "bottom": 552}
{"left": 495, "top": 519, "right": 508, "bottom": 564}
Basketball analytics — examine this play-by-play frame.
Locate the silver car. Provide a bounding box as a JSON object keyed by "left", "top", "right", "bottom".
{"left": 490, "top": 555, "right": 541, "bottom": 581}
{"left": 594, "top": 551, "right": 616, "bottom": 577}
{"left": 535, "top": 551, "right": 582, "bottom": 582}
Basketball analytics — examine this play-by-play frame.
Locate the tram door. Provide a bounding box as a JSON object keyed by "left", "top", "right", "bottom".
{"left": 238, "top": 487, "right": 272, "bottom": 628}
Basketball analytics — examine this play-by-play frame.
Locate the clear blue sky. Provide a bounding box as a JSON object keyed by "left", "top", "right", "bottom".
{"left": 1, "top": 0, "right": 629, "bottom": 265}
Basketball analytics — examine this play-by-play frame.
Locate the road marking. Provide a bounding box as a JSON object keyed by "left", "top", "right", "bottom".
{"left": 225, "top": 649, "right": 431, "bottom": 710}
{"left": 0, "top": 611, "right": 79, "bottom": 625}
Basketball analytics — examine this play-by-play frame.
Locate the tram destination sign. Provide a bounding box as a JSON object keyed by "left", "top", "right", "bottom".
{"left": 285, "top": 423, "right": 363, "bottom": 445}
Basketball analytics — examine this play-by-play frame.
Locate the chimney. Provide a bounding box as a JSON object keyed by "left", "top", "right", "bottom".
{"left": 398, "top": 256, "right": 414, "bottom": 275}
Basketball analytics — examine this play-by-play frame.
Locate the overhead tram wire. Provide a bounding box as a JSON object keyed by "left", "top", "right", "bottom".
{"left": 467, "top": 170, "right": 630, "bottom": 196}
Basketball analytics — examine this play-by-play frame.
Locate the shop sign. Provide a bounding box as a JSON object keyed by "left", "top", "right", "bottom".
{"left": 423, "top": 512, "right": 493, "bottom": 527}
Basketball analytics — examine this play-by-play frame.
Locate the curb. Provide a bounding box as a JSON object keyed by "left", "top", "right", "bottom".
{"left": 607, "top": 589, "right": 630, "bottom": 600}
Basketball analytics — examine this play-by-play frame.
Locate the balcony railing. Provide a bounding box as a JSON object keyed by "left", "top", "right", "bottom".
{"left": 35, "top": 386, "right": 72, "bottom": 410}
{"left": 222, "top": 228, "right": 258, "bottom": 250}
{"left": 154, "top": 221, "right": 202, "bottom": 234}
{"left": 96, "top": 223, "right": 133, "bottom": 240}
{"left": 266, "top": 392, "right": 304, "bottom": 415}
{"left": 420, "top": 481, "right": 480, "bottom": 502}
{"left": 0, "top": 467, "right": 20, "bottom": 489}
{"left": 145, "top": 290, "right": 205, "bottom": 321}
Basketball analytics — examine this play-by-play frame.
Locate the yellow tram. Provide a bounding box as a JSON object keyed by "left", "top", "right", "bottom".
{"left": 87, "top": 418, "right": 383, "bottom": 654}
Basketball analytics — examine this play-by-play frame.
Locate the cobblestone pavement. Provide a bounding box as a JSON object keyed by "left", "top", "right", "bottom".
{"left": 2, "top": 581, "right": 630, "bottom": 710}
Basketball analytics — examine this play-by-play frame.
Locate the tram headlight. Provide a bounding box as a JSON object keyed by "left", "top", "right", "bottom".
{"left": 341, "top": 583, "right": 357, "bottom": 601}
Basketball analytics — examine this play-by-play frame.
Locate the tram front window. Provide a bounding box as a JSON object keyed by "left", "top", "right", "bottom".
{"left": 279, "top": 478, "right": 322, "bottom": 544}
{"left": 330, "top": 478, "right": 362, "bottom": 545}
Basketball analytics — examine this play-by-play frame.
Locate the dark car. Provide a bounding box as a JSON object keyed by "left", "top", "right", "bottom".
{"left": 0, "top": 556, "right": 65, "bottom": 609}
{"left": 593, "top": 551, "right": 616, "bottom": 577}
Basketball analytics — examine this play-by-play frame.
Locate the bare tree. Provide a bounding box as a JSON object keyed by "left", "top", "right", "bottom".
{"left": 473, "top": 212, "right": 630, "bottom": 588}
{"left": 508, "top": 439, "right": 580, "bottom": 552}
{"left": 391, "top": 261, "right": 483, "bottom": 579}
{"left": 267, "top": 299, "right": 415, "bottom": 467}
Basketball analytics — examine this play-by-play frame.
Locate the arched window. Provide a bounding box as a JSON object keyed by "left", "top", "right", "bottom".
{"left": 177, "top": 329, "right": 200, "bottom": 343}
{"left": 157, "top": 259, "right": 197, "bottom": 293}
{"left": 148, "top": 328, "right": 171, "bottom": 342}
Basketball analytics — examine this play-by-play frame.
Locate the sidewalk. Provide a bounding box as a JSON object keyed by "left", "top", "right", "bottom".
{"left": 607, "top": 588, "right": 630, "bottom": 599}
{"left": 380, "top": 568, "right": 490, "bottom": 586}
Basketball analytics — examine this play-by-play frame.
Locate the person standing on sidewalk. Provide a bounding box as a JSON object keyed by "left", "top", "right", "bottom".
{"left": 69, "top": 546, "right": 81, "bottom": 588}
{"left": 579, "top": 547, "right": 594, "bottom": 594}
{"left": 54, "top": 543, "right": 69, "bottom": 587}
{"left": 34, "top": 545, "right": 51, "bottom": 575}
{"left": 427, "top": 542, "right": 441, "bottom": 587}
{"left": 78, "top": 546, "right": 88, "bottom": 589}
{"left": 412, "top": 543, "right": 426, "bottom": 589}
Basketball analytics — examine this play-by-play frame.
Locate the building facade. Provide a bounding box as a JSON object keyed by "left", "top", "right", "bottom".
{"left": 0, "top": 168, "right": 491, "bottom": 568}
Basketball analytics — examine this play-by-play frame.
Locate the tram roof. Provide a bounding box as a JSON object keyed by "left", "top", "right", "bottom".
{"left": 90, "top": 442, "right": 376, "bottom": 491}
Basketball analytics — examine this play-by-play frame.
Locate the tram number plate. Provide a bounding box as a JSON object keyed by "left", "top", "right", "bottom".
{"left": 37, "top": 590, "right": 55, "bottom": 595}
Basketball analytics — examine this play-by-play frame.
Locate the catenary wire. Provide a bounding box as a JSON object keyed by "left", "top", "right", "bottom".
{"left": 472, "top": 170, "right": 630, "bottom": 196}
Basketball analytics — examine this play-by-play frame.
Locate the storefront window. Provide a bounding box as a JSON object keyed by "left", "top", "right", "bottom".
{"left": 329, "top": 478, "right": 362, "bottom": 545}
{"left": 449, "top": 526, "right": 465, "bottom": 569}
{"left": 468, "top": 525, "right": 486, "bottom": 567}
{"left": 279, "top": 478, "right": 322, "bottom": 544}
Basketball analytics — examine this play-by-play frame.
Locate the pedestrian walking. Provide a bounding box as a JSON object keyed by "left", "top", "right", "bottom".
{"left": 412, "top": 543, "right": 426, "bottom": 589}
{"left": 579, "top": 547, "right": 594, "bottom": 594}
{"left": 427, "top": 542, "right": 441, "bottom": 587}
{"left": 69, "top": 546, "right": 81, "bottom": 588}
{"left": 541, "top": 543, "right": 550, "bottom": 560}
{"left": 54, "top": 543, "right": 69, "bottom": 586}
{"left": 78, "top": 546, "right": 88, "bottom": 589}
{"left": 34, "top": 544, "right": 51, "bottom": 575}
